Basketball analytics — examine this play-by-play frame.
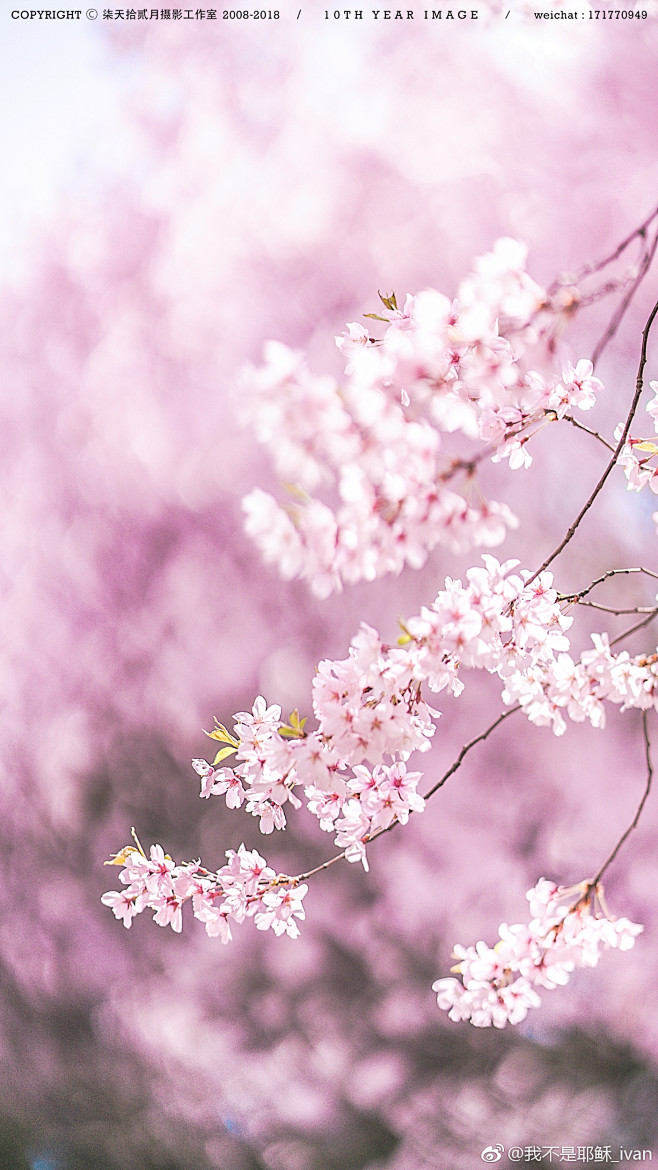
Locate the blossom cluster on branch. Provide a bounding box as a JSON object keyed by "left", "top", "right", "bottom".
{"left": 102, "top": 841, "right": 308, "bottom": 942}
{"left": 103, "top": 225, "right": 658, "bottom": 1028}
{"left": 432, "top": 879, "right": 643, "bottom": 1028}
{"left": 242, "top": 239, "right": 602, "bottom": 597}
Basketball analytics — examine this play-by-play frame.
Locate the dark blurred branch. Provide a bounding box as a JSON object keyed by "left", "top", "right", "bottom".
{"left": 549, "top": 204, "right": 658, "bottom": 291}
{"left": 547, "top": 205, "right": 658, "bottom": 368}
{"left": 592, "top": 222, "right": 658, "bottom": 367}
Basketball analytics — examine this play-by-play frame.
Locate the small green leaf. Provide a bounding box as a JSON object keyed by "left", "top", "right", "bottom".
{"left": 104, "top": 845, "right": 138, "bottom": 866}
{"left": 397, "top": 617, "right": 412, "bottom": 645}
{"left": 204, "top": 719, "right": 239, "bottom": 748}
{"left": 212, "top": 745, "right": 238, "bottom": 766}
{"left": 279, "top": 708, "right": 308, "bottom": 739}
{"left": 378, "top": 290, "right": 398, "bottom": 312}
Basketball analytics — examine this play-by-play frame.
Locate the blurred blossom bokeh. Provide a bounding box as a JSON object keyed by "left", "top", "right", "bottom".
{"left": 2, "top": 8, "right": 658, "bottom": 1169}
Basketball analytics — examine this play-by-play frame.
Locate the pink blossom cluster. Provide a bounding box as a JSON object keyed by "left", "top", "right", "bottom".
{"left": 242, "top": 240, "right": 603, "bottom": 596}
{"left": 180, "top": 558, "right": 576, "bottom": 865}
{"left": 101, "top": 231, "right": 651, "bottom": 1027}
{"left": 433, "top": 879, "right": 643, "bottom": 1028}
{"left": 617, "top": 379, "right": 658, "bottom": 494}
{"left": 192, "top": 696, "right": 305, "bottom": 834}
{"left": 103, "top": 551, "right": 657, "bottom": 931}
{"left": 184, "top": 558, "right": 656, "bottom": 861}
{"left": 308, "top": 760, "right": 425, "bottom": 870}
{"left": 502, "top": 632, "right": 658, "bottom": 734}
{"left": 390, "top": 555, "right": 657, "bottom": 740}
{"left": 391, "top": 557, "right": 658, "bottom": 736}
{"left": 181, "top": 561, "right": 571, "bottom": 861}
{"left": 101, "top": 842, "right": 308, "bottom": 942}
{"left": 401, "top": 556, "right": 573, "bottom": 693}
{"left": 189, "top": 627, "right": 435, "bottom": 864}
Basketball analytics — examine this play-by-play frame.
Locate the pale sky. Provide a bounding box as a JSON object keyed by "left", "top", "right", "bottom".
{"left": 0, "top": 18, "right": 134, "bottom": 283}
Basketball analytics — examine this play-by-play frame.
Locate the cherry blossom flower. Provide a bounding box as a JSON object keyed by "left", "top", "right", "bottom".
{"left": 254, "top": 884, "right": 309, "bottom": 939}
{"left": 100, "top": 888, "right": 140, "bottom": 929}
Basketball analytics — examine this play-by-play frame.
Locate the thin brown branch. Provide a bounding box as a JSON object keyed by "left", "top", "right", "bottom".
{"left": 571, "top": 601, "right": 658, "bottom": 617}
{"left": 610, "top": 610, "right": 658, "bottom": 648}
{"left": 291, "top": 705, "right": 522, "bottom": 883}
{"left": 548, "top": 204, "right": 658, "bottom": 291}
{"left": 592, "top": 225, "right": 658, "bottom": 367}
{"left": 561, "top": 414, "right": 616, "bottom": 454}
{"left": 559, "top": 565, "right": 658, "bottom": 603}
{"left": 525, "top": 295, "right": 658, "bottom": 590}
{"left": 588, "top": 710, "right": 654, "bottom": 888}
{"left": 422, "top": 704, "right": 521, "bottom": 801}
{"left": 291, "top": 849, "right": 351, "bottom": 883}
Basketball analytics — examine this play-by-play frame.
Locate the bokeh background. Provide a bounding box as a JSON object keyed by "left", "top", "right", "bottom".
{"left": 2, "top": 7, "right": 658, "bottom": 1169}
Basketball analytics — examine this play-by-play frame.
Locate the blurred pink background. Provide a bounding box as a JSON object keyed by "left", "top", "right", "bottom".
{"left": 2, "top": 9, "right": 658, "bottom": 1169}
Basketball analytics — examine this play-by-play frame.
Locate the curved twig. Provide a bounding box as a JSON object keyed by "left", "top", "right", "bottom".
{"left": 526, "top": 296, "right": 658, "bottom": 589}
